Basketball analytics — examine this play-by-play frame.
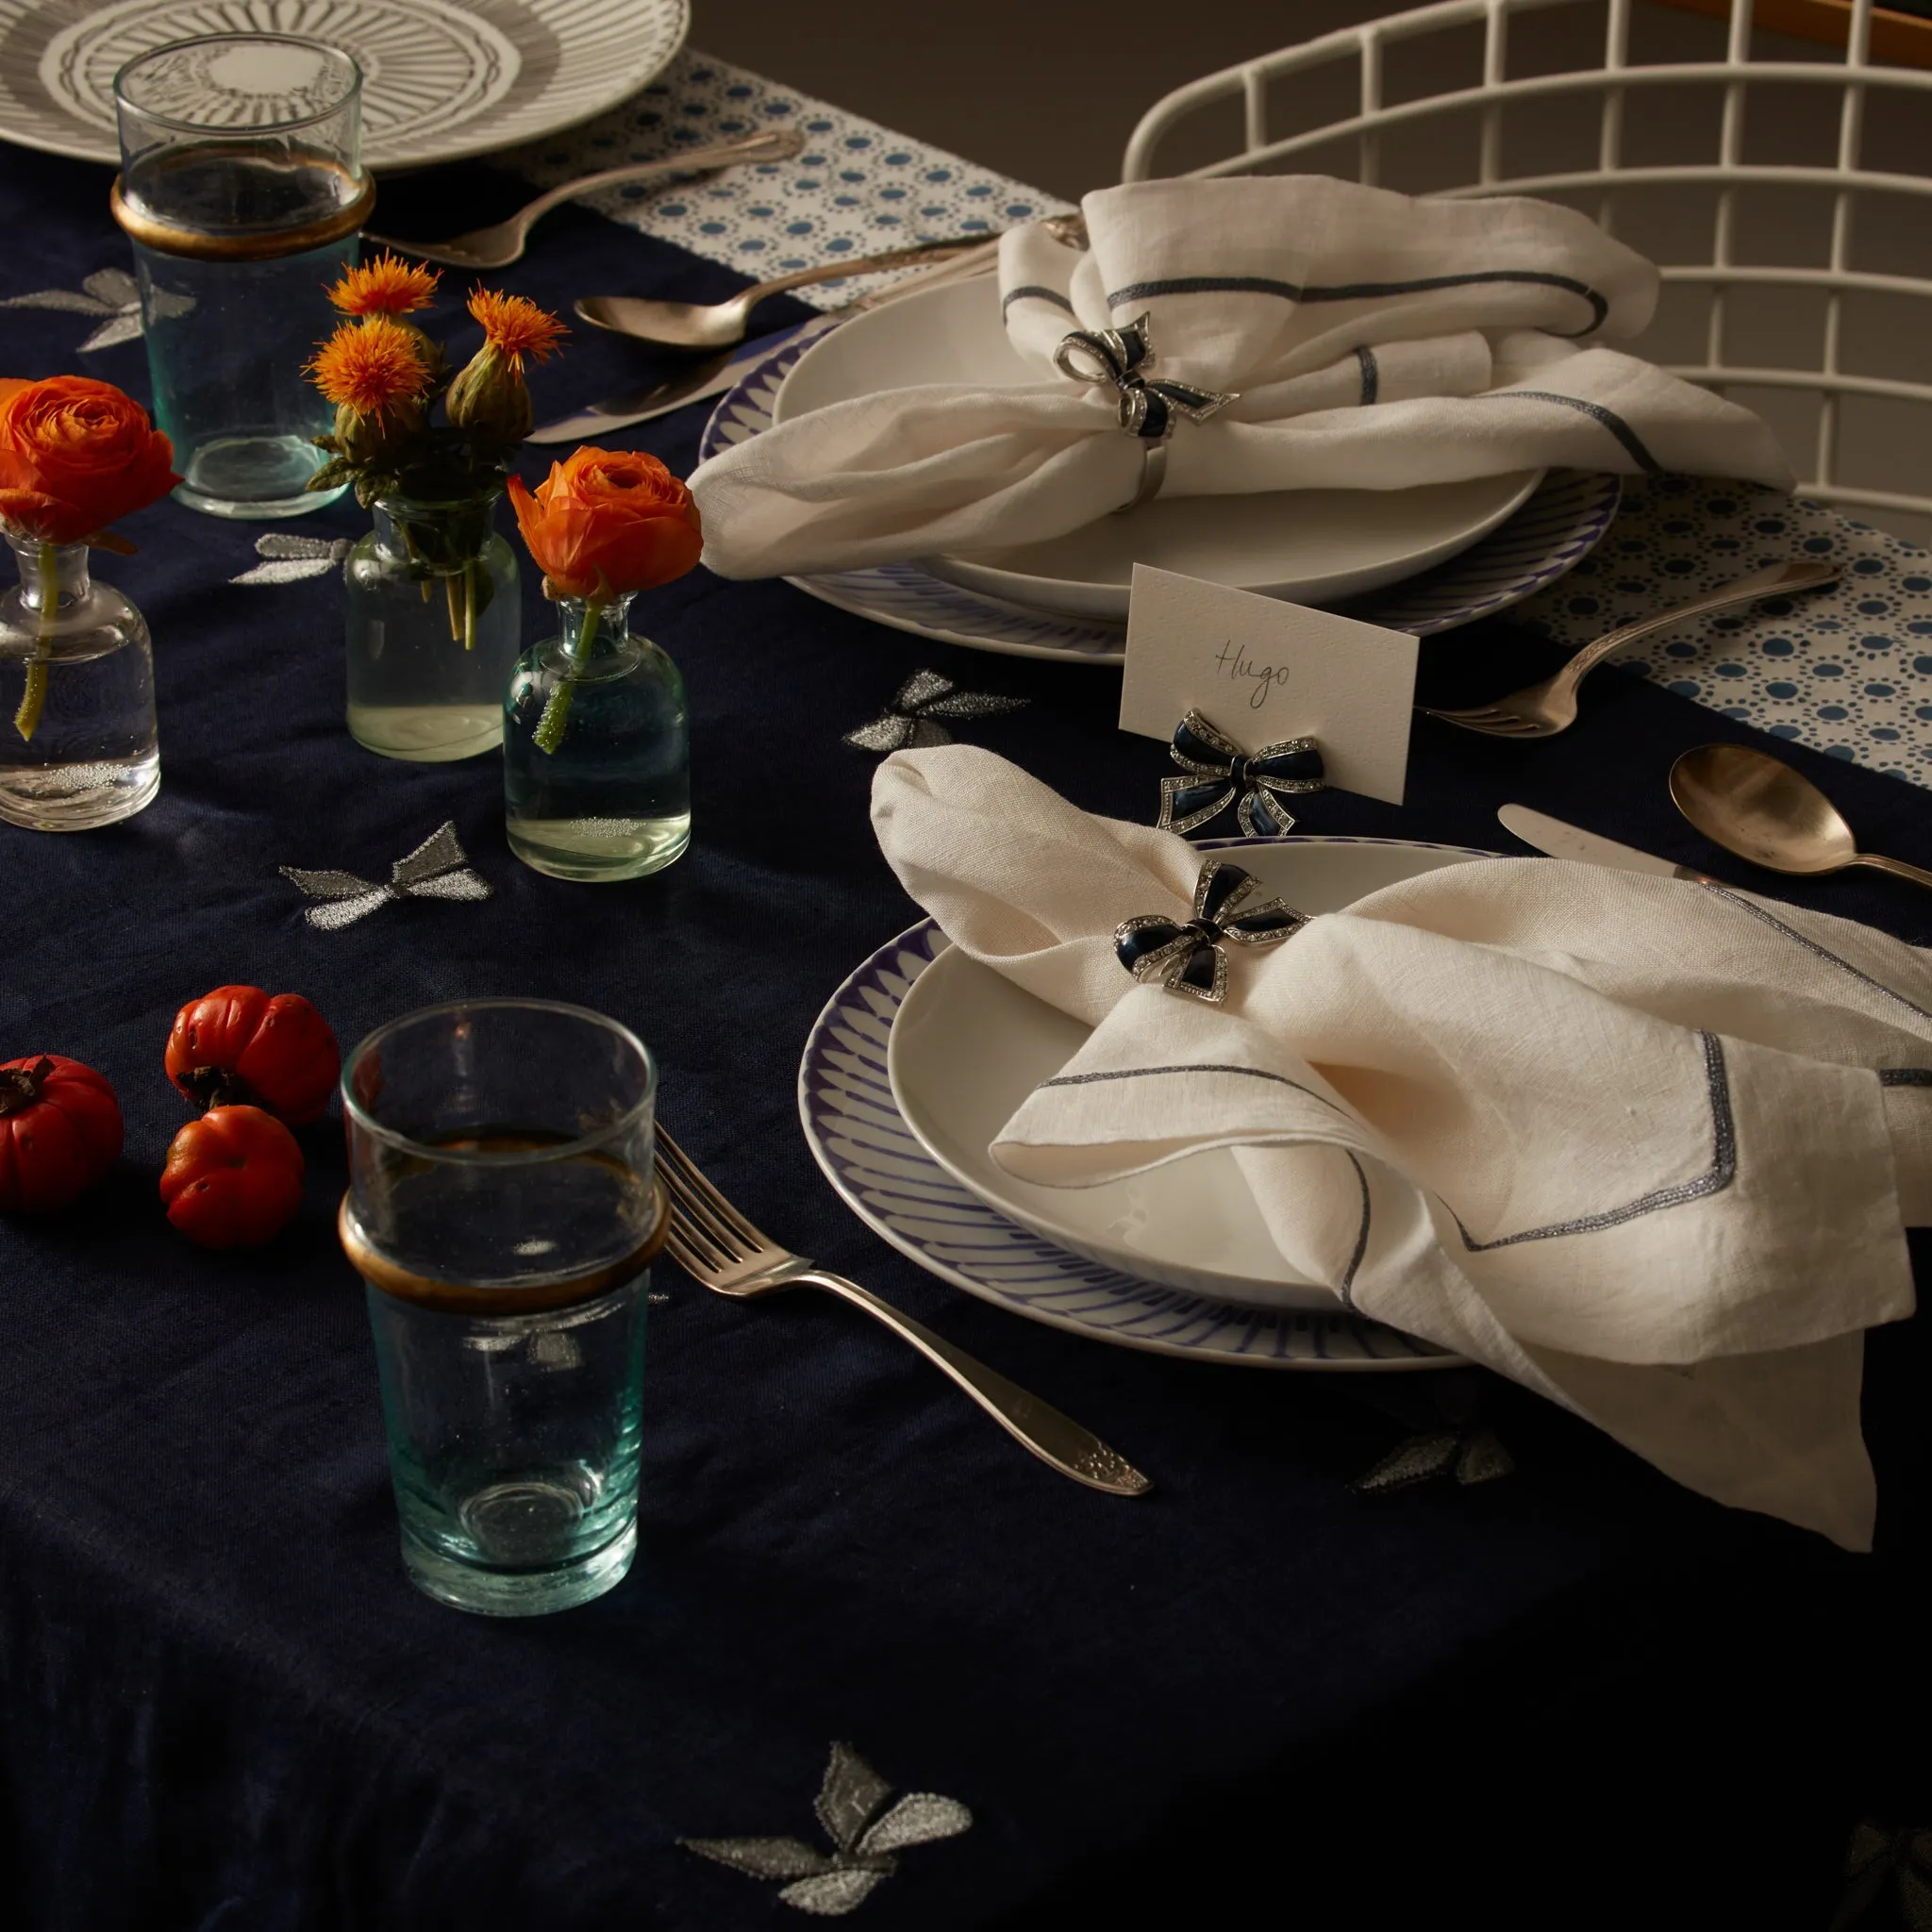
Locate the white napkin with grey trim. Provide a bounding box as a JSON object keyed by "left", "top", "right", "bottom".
{"left": 692, "top": 175, "right": 1793, "bottom": 579}
{"left": 872, "top": 747, "right": 1932, "bottom": 1550}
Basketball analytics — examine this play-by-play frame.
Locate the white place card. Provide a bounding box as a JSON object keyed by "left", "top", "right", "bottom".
{"left": 1119, "top": 565, "right": 1418, "bottom": 806}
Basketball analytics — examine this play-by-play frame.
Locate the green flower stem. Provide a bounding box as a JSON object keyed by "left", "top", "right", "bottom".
{"left": 462, "top": 559, "right": 476, "bottom": 652}
{"left": 532, "top": 597, "right": 601, "bottom": 755}
{"left": 12, "top": 541, "right": 58, "bottom": 742}
{"left": 443, "top": 571, "right": 463, "bottom": 643}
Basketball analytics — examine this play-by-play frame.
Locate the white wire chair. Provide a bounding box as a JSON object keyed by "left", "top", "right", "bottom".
{"left": 1122, "top": 0, "right": 1932, "bottom": 535}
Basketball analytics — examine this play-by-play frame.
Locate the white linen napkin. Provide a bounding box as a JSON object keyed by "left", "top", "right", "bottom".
{"left": 693, "top": 175, "right": 1794, "bottom": 580}
{"left": 873, "top": 748, "right": 1932, "bottom": 1550}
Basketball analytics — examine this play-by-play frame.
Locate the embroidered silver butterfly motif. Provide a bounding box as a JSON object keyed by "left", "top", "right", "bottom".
{"left": 232, "top": 533, "right": 355, "bottom": 586}
{"left": 681, "top": 1741, "right": 972, "bottom": 1917}
{"left": 843, "top": 669, "right": 1028, "bottom": 753}
{"left": 1350, "top": 1425, "right": 1515, "bottom": 1493}
{"left": 1838, "top": 1821, "right": 1932, "bottom": 1932}
{"left": 0, "top": 269, "right": 191, "bottom": 352}
{"left": 280, "top": 823, "right": 492, "bottom": 931}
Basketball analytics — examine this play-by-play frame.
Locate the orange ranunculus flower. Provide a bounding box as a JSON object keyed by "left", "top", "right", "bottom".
{"left": 0, "top": 376, "right": 179, "bottom": 546}
{"left": 508, "top": 447, "right": 703, "bottom": 599}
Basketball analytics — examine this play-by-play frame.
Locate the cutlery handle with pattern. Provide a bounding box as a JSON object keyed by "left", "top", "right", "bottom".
{"left": 793, "top": 1270, "right": 1152, "bottom": 1495}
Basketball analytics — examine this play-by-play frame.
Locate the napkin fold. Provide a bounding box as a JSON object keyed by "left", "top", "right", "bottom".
{"left": 872, "top": 748, "right": 1932, "bottom": 1549}
{"left": 694, "top": 176, "right": 1794, "bottom": 579}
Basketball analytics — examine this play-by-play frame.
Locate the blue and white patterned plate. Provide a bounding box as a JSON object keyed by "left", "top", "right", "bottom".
{"left": 702, "top": 334, "right": 1623, "bottom": 665}
{"left": 797, "top": 843, "right": 1474, "bottom": 1371}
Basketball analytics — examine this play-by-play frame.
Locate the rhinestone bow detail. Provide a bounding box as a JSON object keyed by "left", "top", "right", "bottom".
{"left": 280, "top": 823, "right": 492, "bottom": 931}
{"left": 681, "top": 1741, "right": 972, "bottom": 1917}
{"left": 1158, "top": 710, "right": 1326, "bottom": 838}
{"left": 1114, "top": 859, "right": 1307, "bottom": 1004}
{"left": 1051, "top": 313, "right": 1238, "bottom": 440}
{"left": 842, "top": 670, "right": 1029, "bottom": 753}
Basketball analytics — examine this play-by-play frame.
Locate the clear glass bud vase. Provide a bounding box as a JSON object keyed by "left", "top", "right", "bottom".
{"left": 0, "top": 536, "right": 159, "bottom": 830}
{"left": 503, "top": 592, "right": 691, "bottom": 882}
{"left": 343, "top": 491, "right": 520, "bottom": 761}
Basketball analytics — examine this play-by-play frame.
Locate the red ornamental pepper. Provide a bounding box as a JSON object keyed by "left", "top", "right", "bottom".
{"left": 165, "top": 985, "right": 340, "bottom": 1124}
{"left": 0, "top": 1054, "right": 123, "bottom": 1214}
{"left": 159, "top": 1106, "right": 305, "bottom": 1249}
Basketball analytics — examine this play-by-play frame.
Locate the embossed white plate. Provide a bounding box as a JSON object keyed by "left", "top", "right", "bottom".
{"left": 774, "top": 275, "right": 1542, "bottom": 621}
{"left": 886, "top": 836, "right": 1489, "bottom": 1308}
{"left": 797, "top": 838, "right": 1476, "bottom": 1370}
{"left": 0, "top": 0, "right": 689, "bottom": 170}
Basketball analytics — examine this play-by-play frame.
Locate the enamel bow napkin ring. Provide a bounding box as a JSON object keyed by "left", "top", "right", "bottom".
{"left": 1114, "top": 859, "right": 1307, "bottom": 1004}
{"left": 1053, "top": 313, "right": 1238, "bottom": 508}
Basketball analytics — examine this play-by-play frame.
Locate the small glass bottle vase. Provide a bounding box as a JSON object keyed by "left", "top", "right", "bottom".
{"left": 504, "top": 593, "right": 691, "bottom": 882}
{"left": 0, "top": 537, "right": 159, "bottom": 831}
{"left": 344, "top": 492, "right": 520, "bottom": 762}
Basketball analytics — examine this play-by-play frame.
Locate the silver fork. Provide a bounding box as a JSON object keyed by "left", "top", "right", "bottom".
{"left": 1420, "top": 559, "right": 1840, "bottom": 739}
{"left": 655, "top": 1129, "right": 1151, "bottom": 1496}
{"left": 363, "top": 128, "right": 807, "bottom": 270}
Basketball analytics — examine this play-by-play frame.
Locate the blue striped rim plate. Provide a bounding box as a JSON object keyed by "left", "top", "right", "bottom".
{"left": 798, "top": 837, "right": 1484, "bottom": 1371}
{"left": 701, "top": 333, "right": 1624, "bottom": 666}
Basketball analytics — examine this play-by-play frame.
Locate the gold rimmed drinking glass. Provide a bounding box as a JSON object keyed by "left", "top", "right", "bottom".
{"left": 340, "top": 999, "right": 664, "bottom": 1616}
{"left": 112, "top": 33, "right": 373, "bottom": 519}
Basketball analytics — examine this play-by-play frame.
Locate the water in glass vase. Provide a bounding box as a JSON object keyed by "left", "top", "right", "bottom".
{"left": 0, "top": 538, "right": 158, "bottom": 831}
{"left": 344, "top": 493, "right": 521, "bottom": 761}
{"left": 504, "top": 593, "right": 691, "bottom": 882}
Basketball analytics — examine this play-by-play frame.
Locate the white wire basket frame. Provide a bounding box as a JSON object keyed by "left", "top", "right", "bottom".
{"left": 1121, "top": 0, "right": 1932, "bottom": 522}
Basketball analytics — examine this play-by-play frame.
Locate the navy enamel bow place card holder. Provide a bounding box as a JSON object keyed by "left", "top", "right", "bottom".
{"left": 1158, "top": 709, "right": 1327, "bottom": 837}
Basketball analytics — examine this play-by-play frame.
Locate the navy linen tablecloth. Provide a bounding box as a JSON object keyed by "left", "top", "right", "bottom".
{"left": 3, "top": 148, "right": 1928, "bottom": 1932}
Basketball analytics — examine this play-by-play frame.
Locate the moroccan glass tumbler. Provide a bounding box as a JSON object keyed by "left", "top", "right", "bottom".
{"left": 110, "top": 33, "right": 372, "bottom": 519}
{"left": 339, "top": 1001, "right": 664, "bottom": 1616}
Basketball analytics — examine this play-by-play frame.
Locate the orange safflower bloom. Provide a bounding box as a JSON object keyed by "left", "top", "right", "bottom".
{"left": 0, "top": 375, "right": 178, "bottom": 545}
{"left": 307, "top": 318, "right": 431, "bottom": 415}
{"left": 508, "top": 447, "right": 702, "bottom": 599}
{"left": 326, "top": 252, "right": 441, "bottom": 317}
{"left": 467, "top": 290, "right": 566, "bottom": 372}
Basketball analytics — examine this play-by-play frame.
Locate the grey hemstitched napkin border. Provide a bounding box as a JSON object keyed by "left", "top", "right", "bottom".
{"left": 1707, "top": 887, "right": 1932, "bottom": 1023}
{"left": 1102, "top": 268, "right": 1610, "bottom": 337}
{"left": 1453, "top": 1031, "right": 1735, "bottom": 1250}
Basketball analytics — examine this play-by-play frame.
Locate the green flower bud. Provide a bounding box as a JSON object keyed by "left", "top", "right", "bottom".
{"left": 445, "top": 342, "right": 533, "bottom": 448}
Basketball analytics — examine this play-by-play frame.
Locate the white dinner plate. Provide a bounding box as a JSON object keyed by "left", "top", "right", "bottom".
{"left": 703, "top": 337, "right": 1624, "bottom": 662}
{"left": 0, "top": 0, "right": 689, "bottom": 170}
{"left": 884, "top": 836, "right": 1490, "bottom": 1310}
{"left": 797, "top": 864, "right": 1463, "bottom": 1371}
{"left": 773, "top": 275, "right": 1542, "bottom": 622}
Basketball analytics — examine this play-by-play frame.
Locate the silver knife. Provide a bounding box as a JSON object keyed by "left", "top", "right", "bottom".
{"left": 532, "top": 239, "right": 1002, "bottom": 443}
{"left": 1498, "top": 805, "right": 1711, "bottom": 880}
{"left": 527, "top": 314, "right": 839, "bottom": 444}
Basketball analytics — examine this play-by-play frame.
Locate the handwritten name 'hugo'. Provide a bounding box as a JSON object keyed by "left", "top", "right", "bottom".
{"left": 1213, "top": 638, "right": 1289, "bottom": 710}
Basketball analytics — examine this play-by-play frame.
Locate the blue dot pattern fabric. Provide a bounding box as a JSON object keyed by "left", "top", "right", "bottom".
{"left": 502, "top": 48, "right": 1071, "bottom": 307}
{"left": 1510, "top": 475, "right": 1932, "bottom": 782}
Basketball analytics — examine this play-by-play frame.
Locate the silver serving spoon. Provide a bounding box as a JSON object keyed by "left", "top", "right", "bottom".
{"left": 363, "top": 128, "right": 807, "bottom": 271}
{"left": 1670, "top": 741, "right": 1932, "bottom": 890}
{"left": 576, "top": 235, "right": 991, "bottom": 350}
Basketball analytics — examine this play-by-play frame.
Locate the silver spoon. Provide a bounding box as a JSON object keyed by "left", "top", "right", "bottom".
{"left": 362, "top": 128, "right": 807, "bottom": 271}
{"left": 576, "top": 235, "right": 991, "bottom": 350}
{"left": 1670, "top": 741, "right": 1932, "bottom": 890}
